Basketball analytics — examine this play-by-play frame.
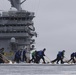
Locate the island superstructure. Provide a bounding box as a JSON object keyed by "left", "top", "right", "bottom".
{"left": 0, "top": 0, "right": 37, "bottom": 62}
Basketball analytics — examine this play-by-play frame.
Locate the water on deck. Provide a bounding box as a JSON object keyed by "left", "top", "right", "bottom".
{"left": 0, "top": 63, "right": 76, "bottom": 75}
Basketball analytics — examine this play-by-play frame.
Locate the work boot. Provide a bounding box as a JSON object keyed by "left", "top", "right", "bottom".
{"left": 51, "top": 61, "right": 54, "bottom": 64}
{"left": 43, "top": 61, "right": 46, "bottom": 64}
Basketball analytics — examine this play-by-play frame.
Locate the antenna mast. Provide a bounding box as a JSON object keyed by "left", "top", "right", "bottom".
{"left": 8, "top": 0, "right": 26, "bottom": 11}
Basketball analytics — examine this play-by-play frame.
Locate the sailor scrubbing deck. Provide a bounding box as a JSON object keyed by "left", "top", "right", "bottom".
{"left": 51, "top": 50, "right": 65, "bottom": 64}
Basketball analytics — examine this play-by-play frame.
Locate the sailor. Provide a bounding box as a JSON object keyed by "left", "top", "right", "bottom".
{"left": 29, "top": 50, "right": 37, "bottom": 63}
{"left": 75, "top": 52, "right": 76, "bottom": 58}
{"left": 0, "top": 53, "right": 4, "bottom": 63}
{"left": 0, "top": 48, "right": 5, "bottom": 63}
{"left": 0, "top": 48, "right": 4, "bottom": 55}
{"left": 51, "top": 50, "right": 65, "bottom": 64}
{"left": 74, "top": 52, "right": 76, "bottom": 62}
{"left": 14, "top": 50, "right": 22, "bottom": 63}
{"left": 36, "top": 48, "right": 46, "bottom": 63}
{"left": 68, "top": 52, "right": 75, "bottom": 63}
{"left": 22, "top": 48, "right": 27, "bottom": 62}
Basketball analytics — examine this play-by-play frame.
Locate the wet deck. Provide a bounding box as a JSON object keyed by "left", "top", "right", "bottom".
{"left": 0, "top": 63, "right": 76, "bottom": 75}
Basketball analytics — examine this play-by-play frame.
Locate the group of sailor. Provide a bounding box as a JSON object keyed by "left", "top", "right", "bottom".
{"left": 14, "top": 49, "right": 27, "bottom": 63}
{"left": 0, "top": 47, "right": 76, "bottom": 64}
{"left": 51, "top": 50, "right": 76, "bottom": 64}
{"left": 14, "top": 48, "right": 46, "bottom": 63}
{"left": 29, "top": 48, "right": 46, "bottom": 63}
{"left": 29, "top": 49, "right": 76, "bottom": 64}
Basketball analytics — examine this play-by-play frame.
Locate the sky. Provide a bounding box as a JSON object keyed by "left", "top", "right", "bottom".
{"left": 0, "top": 0, "right": 76, "bottom": 60}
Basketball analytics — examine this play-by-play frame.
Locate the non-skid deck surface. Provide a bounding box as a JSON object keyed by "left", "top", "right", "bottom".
{"left": 0, "top": 63, "right": 76, "bottom": 66}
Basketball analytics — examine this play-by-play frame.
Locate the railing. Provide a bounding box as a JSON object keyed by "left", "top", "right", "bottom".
{"left": 0, "top": 32, "right": 29, "bottom": 38}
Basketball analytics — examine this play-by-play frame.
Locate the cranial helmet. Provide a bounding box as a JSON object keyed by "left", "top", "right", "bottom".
{"left": 62, "top": 50, "right": 65, "bottom": 52}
